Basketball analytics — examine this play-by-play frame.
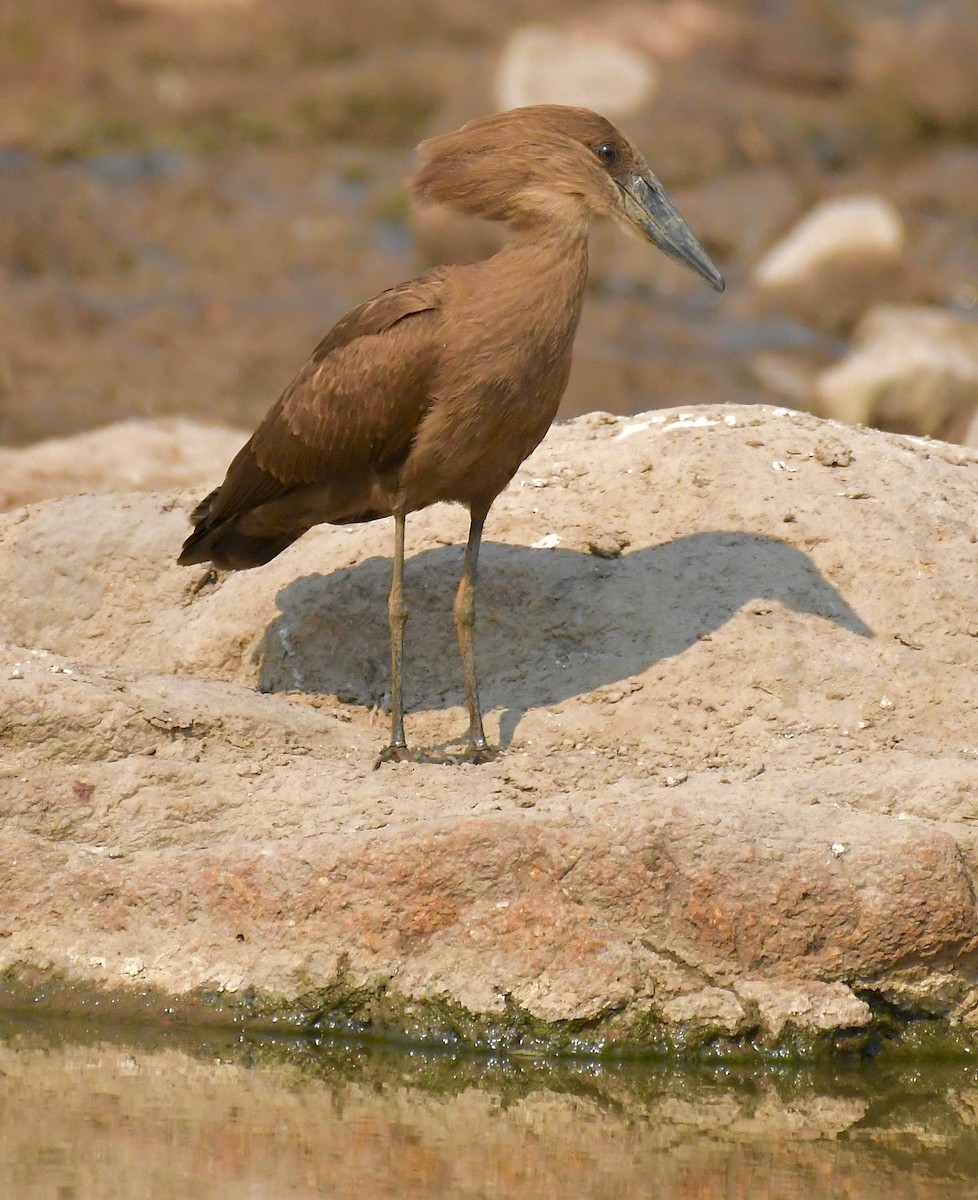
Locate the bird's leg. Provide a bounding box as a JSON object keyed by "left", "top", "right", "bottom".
{"left": 378, "top": 509, "right": 410, "bottom": 763}
{"left": 453, "top": 506, "right": 494, "bottom": 761}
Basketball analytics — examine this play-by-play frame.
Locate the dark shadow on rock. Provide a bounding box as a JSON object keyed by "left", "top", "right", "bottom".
{"left": 253, "top": 531, "right": 873, "bottom": 727}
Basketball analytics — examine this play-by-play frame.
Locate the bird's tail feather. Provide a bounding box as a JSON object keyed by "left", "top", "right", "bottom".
{"left": 178, "top": 516, "right": 301, "bottom": 570}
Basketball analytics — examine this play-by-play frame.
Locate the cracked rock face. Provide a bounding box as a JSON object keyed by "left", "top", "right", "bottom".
{"left": 1, "top": 405, "right": 978, "bottom": 1052}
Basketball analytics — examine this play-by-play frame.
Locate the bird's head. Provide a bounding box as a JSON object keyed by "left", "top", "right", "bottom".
{"left": 412, "top": 105, "right": 724, "bottom": 292}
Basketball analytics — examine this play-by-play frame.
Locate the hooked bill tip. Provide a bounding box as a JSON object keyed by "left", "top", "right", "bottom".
{"left": 679, "top": 246, "right": 725, "bottom": 294}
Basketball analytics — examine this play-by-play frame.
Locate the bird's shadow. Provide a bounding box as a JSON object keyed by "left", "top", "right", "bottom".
{"left": 253, "top": 530, "right": 872, "bottom": 744}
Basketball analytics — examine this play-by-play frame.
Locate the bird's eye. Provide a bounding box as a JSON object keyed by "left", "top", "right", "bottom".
{"left": 594, "top": 141, "right": 619, "bottom": 165}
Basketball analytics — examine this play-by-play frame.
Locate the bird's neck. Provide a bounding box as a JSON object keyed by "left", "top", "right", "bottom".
{"left": 504, "top": 209, "right": 592, "bottom": 254}
{"left": 485, "top": 220, "right": 590, "bottom": 316}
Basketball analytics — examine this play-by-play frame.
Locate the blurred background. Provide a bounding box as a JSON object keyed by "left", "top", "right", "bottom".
{"left": 1, "top": 0, "right": 977, "bottom": 451}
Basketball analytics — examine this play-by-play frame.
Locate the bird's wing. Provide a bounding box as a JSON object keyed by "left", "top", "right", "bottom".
{"left": 203, "top": 273, "right": 445, "bottom": 525}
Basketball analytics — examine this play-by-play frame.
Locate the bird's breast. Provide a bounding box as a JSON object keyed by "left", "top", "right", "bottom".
{"left": 398, "top": 318, "right": 579, "bottom": 510}
{"left": 395, "top": 237, "right": 590, "bottom": 512}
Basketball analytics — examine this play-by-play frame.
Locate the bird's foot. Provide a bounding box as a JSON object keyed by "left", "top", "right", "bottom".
{"left": 373, "top": 743, "right": 417, "bottom": 769}
{"left": 466, "top": 747, "right": 498, "bottom": 765}
{"left": 458, "top": 739, "right": 498, "bottom": 766}
{"left": 374, "top": 740, "right": 499, "bottom": 768}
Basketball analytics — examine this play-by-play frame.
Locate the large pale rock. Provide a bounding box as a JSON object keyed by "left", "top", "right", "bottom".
{"left": 815, "top": 305, "right": 978, "bottom": 439}
{"left": 2, "top": 406, "right": 978, "bottom": 1051}
{"left": 752, "top": 196, "right": 904, "bottom": 331}
{"left": 0, "top": 418, "right": 245, "bottom": 512}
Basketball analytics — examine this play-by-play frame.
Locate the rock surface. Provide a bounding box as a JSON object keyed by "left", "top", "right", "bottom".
{"left": 0, "top": 418, "right": 244, "bottom": 512}
{"left": 2, "top": 405, "right": 978, "bottom": 1052}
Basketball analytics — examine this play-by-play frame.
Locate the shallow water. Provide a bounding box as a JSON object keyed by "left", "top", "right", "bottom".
{"left": 2, "top": 1017, "right": 977, "bottom": 1199}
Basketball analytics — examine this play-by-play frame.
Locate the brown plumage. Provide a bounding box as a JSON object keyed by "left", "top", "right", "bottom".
{"left": 179, "top": 105, "right": 724, "bottom": 762}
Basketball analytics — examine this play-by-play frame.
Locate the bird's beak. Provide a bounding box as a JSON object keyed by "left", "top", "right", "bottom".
{"left": 618, "top": 174, "right": 725, "bottom": 292}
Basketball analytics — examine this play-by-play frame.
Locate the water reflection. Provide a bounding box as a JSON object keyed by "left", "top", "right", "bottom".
{"left": 1, "top": 1018, "right": 976, "bottom": 1199}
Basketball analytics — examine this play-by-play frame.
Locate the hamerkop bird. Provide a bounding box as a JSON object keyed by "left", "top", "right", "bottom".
{"left": 179, "top": 105, "right": 724, "bottom": 762}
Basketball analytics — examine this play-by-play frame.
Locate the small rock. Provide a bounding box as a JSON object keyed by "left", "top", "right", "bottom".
{"left": 753, "top": 196, "right": 904, "bottom": 331}
{"left": 755, "top": 196, "right": 904, "bottom": 290}
{"left": 587, "top": 532, "right": 626, "bottom": 559}
{"left": 815, "top": 306, "right": 978, "bottom": 439}
{"left": 813, "top": 434, "right": 853, "bottom": 467}
{"left": 495, "top": 25, "right": 658, "bottom": 118}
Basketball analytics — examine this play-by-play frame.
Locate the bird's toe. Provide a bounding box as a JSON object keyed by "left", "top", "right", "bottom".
{"left": 373, "top": 743, "right": 417, "bottom": 769}
{"left": 462, "top": 742, "right": 498, "bottom": 766}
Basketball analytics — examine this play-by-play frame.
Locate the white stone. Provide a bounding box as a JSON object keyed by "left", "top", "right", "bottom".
{"left": 754, "top": 196, "right": 904, "bottom": 289}
{"left": 816, "top": 305, "right": 978, "bottom": 434}
{"left": 495, "top": 25, "right": 658, "bottom": 118}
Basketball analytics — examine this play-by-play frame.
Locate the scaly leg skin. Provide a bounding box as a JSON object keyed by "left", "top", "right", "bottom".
{"left": 376, "top": 510, "right": 414, "bottom": 767}
{"left": 453, "top": 506, "right": 497, "bottom": 764}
